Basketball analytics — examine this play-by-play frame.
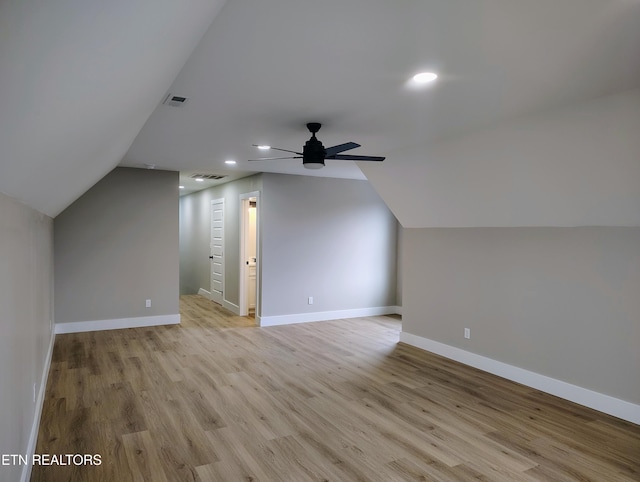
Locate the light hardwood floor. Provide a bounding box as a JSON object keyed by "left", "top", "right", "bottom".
{"left": 32, "top": 295, "right": 639, "bottom": 481}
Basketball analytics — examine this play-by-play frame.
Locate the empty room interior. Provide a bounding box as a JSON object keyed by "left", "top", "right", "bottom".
{"left": 1, "top": 1, "right": 639, "bottom": 481}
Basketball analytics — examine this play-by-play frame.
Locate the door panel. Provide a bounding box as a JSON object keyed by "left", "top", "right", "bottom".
{"left": 210, "top": 199, "right": 224, "bottom": 304}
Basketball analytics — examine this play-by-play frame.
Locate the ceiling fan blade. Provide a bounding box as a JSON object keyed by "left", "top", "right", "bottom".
{"left": 252, "top": 145, "right": 303, "bottom": 156}
{"left": 248, "top": 156, "right": 302, "bottom": 161}
{"left": 324, "top": 142, "right": 360, "bottom": 157}
{"left": 332, "top": 154, "right": 385, "bottom": 162}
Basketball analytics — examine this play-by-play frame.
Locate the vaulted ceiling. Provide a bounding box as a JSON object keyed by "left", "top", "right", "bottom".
{"left": 0, "top": 0, "right": 228, "bottom": 217}
{"left": 1, "top": 0, "right": 639, "bottom": 224}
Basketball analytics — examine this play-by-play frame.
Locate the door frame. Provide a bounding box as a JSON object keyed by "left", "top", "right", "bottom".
{"left": 239, "top": 191, "right": 260, "bottom": 317}
{"left": 210, "top": 198, "right": 225, "bottom": 305}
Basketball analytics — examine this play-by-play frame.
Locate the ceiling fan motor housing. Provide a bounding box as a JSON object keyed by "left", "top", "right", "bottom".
{"left": 303, "top": 136, "right": 326, "bottom": 169}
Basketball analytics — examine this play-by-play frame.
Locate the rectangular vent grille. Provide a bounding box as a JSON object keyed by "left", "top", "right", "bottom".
{"left": 163, "top": 94, "right": 189, "bottom": 107}
{"left": 190, "top": 174, "right": 227, "bottom": 180}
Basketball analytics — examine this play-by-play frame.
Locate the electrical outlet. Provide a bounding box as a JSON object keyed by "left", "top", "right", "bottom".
{"left": 308, "top": 296, "right": 313, "bottom": 305}
{"left": 145, "top": 299, "right": 151, "bottom": 308}
{"left": 464, "top": 328, "right": 471, "bottom": 339}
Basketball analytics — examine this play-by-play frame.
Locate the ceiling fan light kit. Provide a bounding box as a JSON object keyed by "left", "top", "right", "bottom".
{"left": 250, "top": 122, "right": 385, "bottom": 169}
{"left": 303, "top": 161, "right": 324, "bottom": 170}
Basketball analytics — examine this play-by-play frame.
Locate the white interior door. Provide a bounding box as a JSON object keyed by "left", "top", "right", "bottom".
{"left": 210, "top": 199, "right": 224, "bottom": 305}
{"left": 247, "top": 200, "right": 257, "bottom": 310}
{"left": 239, "top": 192, "right": 260, "bottom": 317}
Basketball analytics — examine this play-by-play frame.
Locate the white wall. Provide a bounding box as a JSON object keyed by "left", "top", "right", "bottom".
{"left": 362, "top": 89, "right": 640, "bottom": 228}
{"left": 260, "top": 174, "right": 398, "bottom": 318}
{"left": 54, "top": 168, "right": 180, "bottom": 329}
{"left": 0, "top": 193, "right": 54, "bottom": 482}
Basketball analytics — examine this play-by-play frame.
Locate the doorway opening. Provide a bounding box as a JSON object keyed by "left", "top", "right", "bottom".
{"left": 239, "top": 192, "right": 260, "bottom": 318}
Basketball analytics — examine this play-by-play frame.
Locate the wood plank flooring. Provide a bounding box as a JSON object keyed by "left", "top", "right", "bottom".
{"left": 32, "top": 295, "right": 640, "bottom": 481}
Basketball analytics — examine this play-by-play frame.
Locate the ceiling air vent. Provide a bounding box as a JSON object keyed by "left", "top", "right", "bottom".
{"left": 190, "top": 174, "right": 227, "bottom": 180}
{"left": 163, "top": 93, "right": 189, "bottom": 107}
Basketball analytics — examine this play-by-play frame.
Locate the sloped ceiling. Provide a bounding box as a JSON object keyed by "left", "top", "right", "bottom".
{"left": 361, "top": 89, "right": 640, "bottom": 227}
{"left": 122, "top": 0, "right": 640, "bottom": 227}
{"left": 2, "top": 0, "right": 639, "bottom": 224}
{"left": 0, "top": 0, "right": 227, "bottom": 217}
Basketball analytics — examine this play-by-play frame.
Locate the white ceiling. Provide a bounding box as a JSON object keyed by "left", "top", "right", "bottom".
{"left": 1, "top": 0, "right": 639, "bottom": 218}
{"left": 0, "top": 0, "right": 227, "bottom": 217}
{"left": 122, "top": 0, "right": 640, "bottom": 189}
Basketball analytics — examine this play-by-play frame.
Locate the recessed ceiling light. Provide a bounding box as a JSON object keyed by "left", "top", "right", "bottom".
{"left": 179, "top": 185, "right": 185, "bottom": 189}
{"left": 195, "top": 178, "right": 204, "bottom": 182}
{"left": 256, "top": 145, "right": 271, "bottom": 150}
{"left": 412, "top": 72, "right": 438, "bottom": 84}
{"left": 225, "top": 160, "right": 236, "bottom": 165}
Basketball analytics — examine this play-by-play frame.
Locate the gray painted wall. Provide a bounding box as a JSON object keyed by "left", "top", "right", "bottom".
{"left": 54, "top": 167, "right": 179, "bottom": 324}
{"left": 396, "top": 226, "right": 403, "bottom": 307}
{"left": 0, "top": 193, "right": 53, "bottom": 482}
{"left": 403, "top": 227, "right": 640, "bottom": 404}
{"left": 179, "top": 175, "right": 263, "bottom": 303}
{"left": 261, "top": 173, "right": 398, "bottom": 316}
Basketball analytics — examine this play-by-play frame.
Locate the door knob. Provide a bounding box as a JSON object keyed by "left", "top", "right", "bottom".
{"left": 209, "top": 256, "right": 214, "bottom": 259}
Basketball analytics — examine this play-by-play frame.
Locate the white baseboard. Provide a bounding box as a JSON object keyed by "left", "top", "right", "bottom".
{"left": 223, "top": 299, "right": 240, "bottom": 315}
{"left": 55, "top": 314, "right": 180, "bottom": 334}
{"left": 399, "top": 331, "right": 640, "bottom": 425}
{"left": 21, "top": 328, "right": 56, "bottom": 482}
{"left": 259, "top": 306, "right": 398, "bottom": 327}
{"left": 197, "top": 288, "right": 240, "bottom": 315}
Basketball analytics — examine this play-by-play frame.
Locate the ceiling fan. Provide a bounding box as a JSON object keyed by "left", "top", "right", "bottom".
{"left": 249, "top": 122, "right": 385, "bottom": 169}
